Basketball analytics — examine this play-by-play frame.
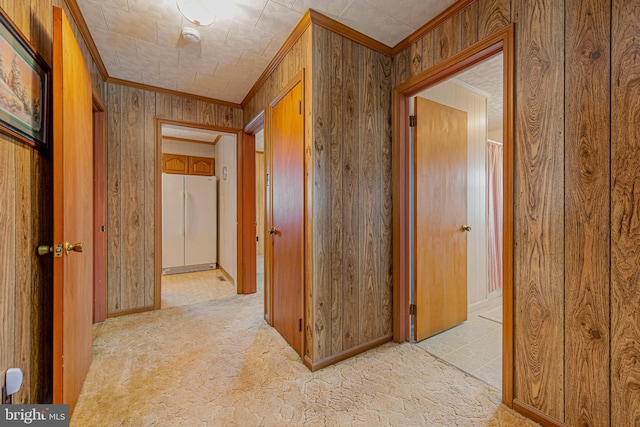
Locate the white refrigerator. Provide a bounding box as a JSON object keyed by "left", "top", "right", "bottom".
{"left": 162, "top": 173, "right": 217, "bottom": 273}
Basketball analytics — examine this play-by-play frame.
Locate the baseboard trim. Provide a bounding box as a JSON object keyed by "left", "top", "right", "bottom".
{"left": 106, "top": 305, "right": 155, "bottom": 318}
{"left": 305, "top": 334, "right": 393, "bottom": 371}
{"left": 513, "top": 399, "right": 567, "bottom": 427}
{"left": 218, "top": 266, "right": 235, "bottom": 285}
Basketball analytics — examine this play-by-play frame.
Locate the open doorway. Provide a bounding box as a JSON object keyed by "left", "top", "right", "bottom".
{"left": 255, "top": 128, "right": 266, "bottom": 294}
{"left": 412, "top": 53, "right": 504, "bottom": 390}
{"left": 156, "top": 121, "right": 239, "bottom": 309}
{"left": 393, "top": 26, "right": 514, "bottom": 403}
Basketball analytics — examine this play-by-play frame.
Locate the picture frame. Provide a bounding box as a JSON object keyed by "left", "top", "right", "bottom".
{"left": 0, "top": 7, "right": 50, "bottom": 150}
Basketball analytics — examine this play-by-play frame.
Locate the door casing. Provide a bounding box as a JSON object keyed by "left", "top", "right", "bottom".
{"left": 392, "top": 25, "right": 515, "bottom": 405}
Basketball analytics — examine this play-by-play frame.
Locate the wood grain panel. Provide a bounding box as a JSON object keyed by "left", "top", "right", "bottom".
{"left": 312, "top": 25, "right": 332, "bottom": 360}
{"left": 611, "top": 1, "right": 640, "bottom": 426}
{"left": 358, "top": 47, "right": 379, "bottom": 343}
{"left": 461, "top": 2, "right": 479, "bottom": 50}
{"left": 216, "top": 105, "right": 235, "bottom": 128}
{"left": 409, "top": 40, "right": 423, "bottom": 77}
{"left": 513, "top": 0, "right": 565, "bottom": 420}
{"left": 564, "top": 1, "right": 610, "bottom": 425}
{"left": 394, "top": 49, "right": 411, "bottom": 88}
{"left": 155, "top": 93, "right": 172, "bottom": 118}
{"left": 379, "top": 53, "right": 393, "bottom": 336}
{"left": 121, "top": 86, "right": 145, "bottom": 309}
{"left": 420, "top": 32, "right": 434, "bottom": 73}
{"left": 329, "top": 31, "right": 344, "bottom": 355}
{"left": 434, "top": 14, "right": 462, "bottom": 64}
{"left": 143, "top": 91, "right": 156, "bottom": 306}
{"left": 342, "top": 38, "right": 360, "bottom": 350}
{"left": 170, "top": 96, "right": 183, "bottom": 121}
{"left": 14, "top": 145, "right": 32, "bottom": 404}
{"left": 0, "top": 134, "right": 16, "bottom": 394}
{"left": 478, "top": 0, "right": 511, "bottom": 40}
{"left": 183, "top": 98, "right": 197, "bottom": 122}
{"left": 197, "top": 101, "right": 214, "bottom": 124}
{"left": 106, "top": 84, "right": 122, "bottom": 312}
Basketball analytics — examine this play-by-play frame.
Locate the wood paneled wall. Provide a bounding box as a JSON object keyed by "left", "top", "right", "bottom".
{"left": 106, "top": 84, "right": 242, "bottom": 314}
{"left": 311, "top": 25, "right": 393, "bottom": 364}
{"left": 0, "top": 0, "right": 104, "bottom": 404}
{"left": 394, "top": 0, "right": 635, "bottom": 425}
{"left": 243, "top": 22, "right": 393, "bottom": 367}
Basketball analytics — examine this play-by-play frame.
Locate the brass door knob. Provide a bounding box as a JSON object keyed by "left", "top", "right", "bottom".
{"left": 65, "top": 242, "right": 84, "bottom": 253}
{"left": 268, "top": 228, "right": 279, "bottom": 235}
{"left": 461, "top": 225, "right": 472, "bottom": 232}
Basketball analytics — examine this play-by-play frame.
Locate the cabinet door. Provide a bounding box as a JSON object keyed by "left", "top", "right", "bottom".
{"left": 189, "top": 156, "right": 215, "bottom": 176}
{"left": 162, "top": 154, "right": 188, "bottom": 174}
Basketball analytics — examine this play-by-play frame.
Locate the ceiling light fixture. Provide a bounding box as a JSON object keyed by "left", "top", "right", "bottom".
{"left": 176, "top": 0, "right": 216, "bottom": 27}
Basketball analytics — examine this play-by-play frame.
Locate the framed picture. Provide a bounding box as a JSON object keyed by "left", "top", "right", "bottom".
{"left": 0, "top": 8, "right": 50, "bottom": 150}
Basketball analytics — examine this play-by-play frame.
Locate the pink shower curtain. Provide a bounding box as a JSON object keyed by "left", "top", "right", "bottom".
{"left": 487, "top": 142, "right": 503, "bottom": 293}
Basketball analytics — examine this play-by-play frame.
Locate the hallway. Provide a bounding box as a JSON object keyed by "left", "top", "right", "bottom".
{"left": 72, "top": 272, "right": 535, "bottom": 426}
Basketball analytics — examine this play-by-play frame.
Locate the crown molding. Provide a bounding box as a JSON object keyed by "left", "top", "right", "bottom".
{"left": 241, "top": 10, "right": 313, "bottom": 107}
{"left": 64, "top": 0, "right": 109, "bottom": 81}
{"left": 106, "top": 77, "right": 242, "bottom": 109}
{"left": 241, "top": 9, "right": 393, "bottom": 107}
{"left": 308, "top": 9, "right": 393, "bottom": 56}
{"left": 391, "top": 0, "right": 476, "bottom": 56}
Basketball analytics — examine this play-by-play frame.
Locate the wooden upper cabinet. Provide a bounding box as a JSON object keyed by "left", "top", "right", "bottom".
{"left": 162, "top": 154, "right": 215, "bottom": 176}
{"left": 189, "top": 156, "right": 215, "bottom": 176}
{"left": 162, "top": 154, "right": 188, "bottom": 174}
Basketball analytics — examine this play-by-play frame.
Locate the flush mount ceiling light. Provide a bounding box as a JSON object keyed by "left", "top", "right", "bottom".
{"left": 176, "top": 0, "right": 216, "bottom": 26}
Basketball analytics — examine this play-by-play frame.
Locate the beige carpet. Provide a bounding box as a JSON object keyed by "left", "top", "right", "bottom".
{"left": 72, "top": 277, "right": 537, "bottom": 426}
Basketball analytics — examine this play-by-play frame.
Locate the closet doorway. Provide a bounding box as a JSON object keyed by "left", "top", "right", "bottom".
{"left": 393, "top": 26, "right": 514, "bottom": 403}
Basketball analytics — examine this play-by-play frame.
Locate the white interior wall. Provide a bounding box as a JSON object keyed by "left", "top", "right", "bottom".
{"left": 162, "top": 139, "right": 216, "bottom": 157}
{"left": 417, "top": 80, "right": 489, "bottom": 308}
{"left": 215, "top": 134, "right": 238, "bottom": 284}
{"left": 487, "top": 129, "right": 503, "bottom": 143}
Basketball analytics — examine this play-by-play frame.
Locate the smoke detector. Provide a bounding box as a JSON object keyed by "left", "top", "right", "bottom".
{"left": 182, "top": 27, "right": 201, "bottom": 43}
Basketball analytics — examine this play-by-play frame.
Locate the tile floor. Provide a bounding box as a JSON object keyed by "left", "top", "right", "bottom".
{"left": 416, "top": 298, "right": 503, "bottom": 390}
{"left": 161, "top": 269, "right": 236, "bottom": 309}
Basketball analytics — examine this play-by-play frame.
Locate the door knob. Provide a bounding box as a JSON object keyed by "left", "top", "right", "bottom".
{"left": 38, "top": 243, "right": 64, "bottom": 257}
{"left": 268, "top": 227, "right": 279, "bottom": 235}
{"left": 65, "top": 242, "right": 84, "bottom": 253}
{"left": 461, "top": 225, "right": 472, "bottom": 232}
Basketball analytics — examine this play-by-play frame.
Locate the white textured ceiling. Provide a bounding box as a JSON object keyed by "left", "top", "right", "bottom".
{"left": 162, "top": 123, "right": 221, "bottom": 141}
{"left": 76, "top": 0, "right": 458, "bottom": 104}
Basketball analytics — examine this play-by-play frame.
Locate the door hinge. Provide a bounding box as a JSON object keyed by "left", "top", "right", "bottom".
{"left": 298, "top": 100, "right": 302, "bottom": 115}
{"left": 409, "top": 115, "right": 417, "bottom": 127}
{"left": 409, "top": 304, "right": 416, "bottom": 315}
{"left": 299, "top": 318, "right": 302, "bottom": 332}
{"left": 256, "top": 236, "right": 259, "bottom": 242}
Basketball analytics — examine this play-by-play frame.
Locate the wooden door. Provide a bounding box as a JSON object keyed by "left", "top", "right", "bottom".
{"left": 269, "top": 80, "right": 304, "bottom": 356}
{"left": 414, "top": 97, "right": 468, "bottom": 342}
{"left": 53, "top": 7, "right": 94, "bottom": 412}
